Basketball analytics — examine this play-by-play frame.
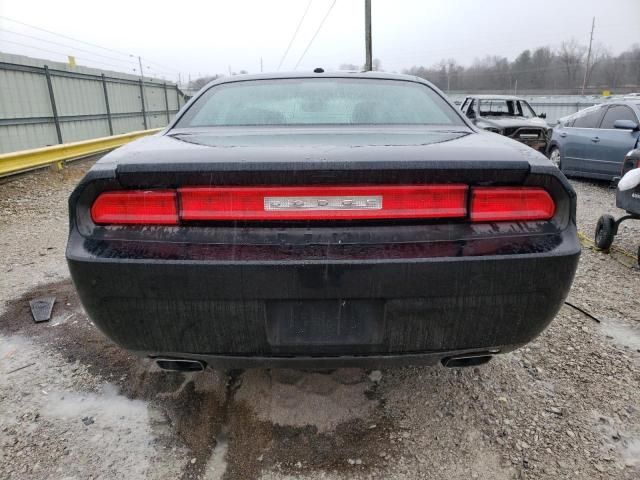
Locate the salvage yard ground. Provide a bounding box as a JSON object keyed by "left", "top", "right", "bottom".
{"left": 0, "top": 159, "right": 639, "bottom": 480}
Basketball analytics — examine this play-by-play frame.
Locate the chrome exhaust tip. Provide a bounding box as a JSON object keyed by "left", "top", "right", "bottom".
{"left": 441, "top": 354, "right": 493, "bottom": 368}
{"left": 155, "top": 358, "right": 206, "bottom": 372}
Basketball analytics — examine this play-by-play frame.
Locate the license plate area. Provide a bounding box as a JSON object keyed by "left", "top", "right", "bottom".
{"left": 266, "top": 300, "right": 385, "bottom": 346}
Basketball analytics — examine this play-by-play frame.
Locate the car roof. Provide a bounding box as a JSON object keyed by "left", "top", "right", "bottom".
{"left": 562, "top": 99, "right": 640, "bottom": 120}
{"left": 201, "top": 70, "right": 429, "bottom": 89}
{"left": 466, "top": 94, "right": 525, "bottom": 101}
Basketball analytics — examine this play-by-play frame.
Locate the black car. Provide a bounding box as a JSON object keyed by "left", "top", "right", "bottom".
{"left": 66, "top": 72, "right": 580, "bottom": 371}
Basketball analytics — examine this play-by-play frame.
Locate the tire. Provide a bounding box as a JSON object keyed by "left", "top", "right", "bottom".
{"left": 549, "top": 146, "right": 562, "bottom": 170}
{"left": 594, "top": 214, "right": 616, "bottom": 250}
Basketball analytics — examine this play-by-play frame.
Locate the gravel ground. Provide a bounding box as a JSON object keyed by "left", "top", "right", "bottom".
{"left": 0, "top": 161, "right": 638, "bottom": 480}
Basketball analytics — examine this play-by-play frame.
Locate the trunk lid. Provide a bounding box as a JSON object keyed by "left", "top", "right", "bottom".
{"left": 107, "top": 127, "right": 535, "bottom": 187}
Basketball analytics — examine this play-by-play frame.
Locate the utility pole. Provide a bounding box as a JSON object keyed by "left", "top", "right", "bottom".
{"left": 260, "top": 57, "right": 263, "bottom": 73}
{"left": 131, "top": 55, "right": 148, "bottom": 128}
{"left": 446, "top": 65, "right": 451, "bottom": 93}
{"left": 136, "top": 56, "right": 145, "bottom": 83}
{"left": 364, "top": 0, "right": 372, "bottom": 71}
{"left": 581, "top": 17, "right": 595, "bottom": 95}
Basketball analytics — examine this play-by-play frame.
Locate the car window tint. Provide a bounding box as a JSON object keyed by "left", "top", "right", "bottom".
{"left": 572, "top": 106, "right": 604, "bottom": 128}
{"left": 176, "top": 78, "right": 465, "bottom": 127}
{"left": 600, "top": 105, "right": 638, "bottom": 129}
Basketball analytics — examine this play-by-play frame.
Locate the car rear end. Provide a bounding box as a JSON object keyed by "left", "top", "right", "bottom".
{"left": 66, "top": 74, "right": 580, "bottom": 369}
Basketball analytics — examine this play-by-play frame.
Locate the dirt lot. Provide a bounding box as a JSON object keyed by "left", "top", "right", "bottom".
{"left": 0, "top": 160, "right": 638, "bottom": 480}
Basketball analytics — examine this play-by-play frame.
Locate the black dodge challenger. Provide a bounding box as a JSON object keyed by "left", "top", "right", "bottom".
{"left": 66, "top": 72, "right": 580, "bottom": 370}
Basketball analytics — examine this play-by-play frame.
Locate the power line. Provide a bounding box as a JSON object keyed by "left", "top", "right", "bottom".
{"left": 294, "top": 0, "right": 337, "bottom": 70}
{"left": 0, "top": 28, "right": 138, "bottom": 67}
{"left": 277, "top": 0, "right": 313, "bottom": 71}
{"left": 0, "top": 38, "right": 136, "bottom": 71}
{"left": 0, "top": 15, "right": 180, "bottom": 74}
{"left": 0, "top": 15, "right": 133, "bottom": 57}
{"left": 1, "top": 38, "right": 174, "bottom": 79}
{"left": 142, "top": 58, "right": 180, "bottom": 74}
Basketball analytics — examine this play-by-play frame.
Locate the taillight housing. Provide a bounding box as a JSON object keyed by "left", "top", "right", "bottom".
{"left": 90, "top": 185, "right": 556, "bottom": 225}
{"left": 470, "top": 187, "right": 555, "bottom": 222}
{"left": 91, "top": 190, "right": 178, "bottom": 225}
{"left": 179, "top": 185, "right": 468, "bottom": 221}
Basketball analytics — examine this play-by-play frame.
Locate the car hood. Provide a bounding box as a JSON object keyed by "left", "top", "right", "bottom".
{"left": 477, "top": 117, "right": 549, "bottom": 129}
{"left": 98, "top": 126, "right": 548, "bottom": 169}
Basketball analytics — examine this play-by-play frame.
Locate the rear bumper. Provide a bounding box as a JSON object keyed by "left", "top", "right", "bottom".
{"left": 67, "top": 227, "right": 580, "bottom": 365}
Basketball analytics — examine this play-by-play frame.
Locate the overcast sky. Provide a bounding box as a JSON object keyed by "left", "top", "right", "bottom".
{"left": 0, "top": 0, "right": 638, "bottom": 82}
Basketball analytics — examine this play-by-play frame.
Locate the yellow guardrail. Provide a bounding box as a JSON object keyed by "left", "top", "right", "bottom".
{"left": 0, "top": 128, "right": 162, "bottom": 178}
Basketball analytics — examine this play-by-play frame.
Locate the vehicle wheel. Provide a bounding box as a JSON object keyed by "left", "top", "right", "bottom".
{"left": 594, "top": 214, "right": 616, "bottom": 250}
{"left": 549, "top": 147, "right": 562, "bottom": 169}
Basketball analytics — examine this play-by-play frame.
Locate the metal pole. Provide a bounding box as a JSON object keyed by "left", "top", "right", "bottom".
{"left": 138, "top": 79, "right": 148, "bottom": 129}
{"left": 175, "top": 85, "right": 181, "bottom": 109}
{"left": 101, "top": 74, "right": 114, "bottom": 135}
{"left": 581, "top": 17, "right": 595, "bottom": 95}
{"left": 137, "top": 56, "right": 145, "bottom": 83}
{"left": 364, "top": 0, "right": 372, "bottom": 71}
{"left": 163, "top": 83, "right": 170, "bottom": 124}
{"left": 44, "top": 65, "right": 63, "bottom": 144}
{"left": 136, "top": 56, "right": 149, "bottom": 128}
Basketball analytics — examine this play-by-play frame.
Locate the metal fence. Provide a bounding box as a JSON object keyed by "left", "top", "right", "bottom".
{"left": 0, "top": 52, "right": 186, "bottom": 154}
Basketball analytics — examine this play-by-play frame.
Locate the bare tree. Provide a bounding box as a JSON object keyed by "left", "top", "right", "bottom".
{"left": 558, "top": 39, "right": 586, "bottom": 90}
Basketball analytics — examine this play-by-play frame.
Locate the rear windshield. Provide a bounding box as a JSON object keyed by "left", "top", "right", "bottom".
{"left": 174, "top": 78, "right": 465, "bottom": 127}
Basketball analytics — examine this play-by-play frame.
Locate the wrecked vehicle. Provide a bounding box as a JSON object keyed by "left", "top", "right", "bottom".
{"left": 66, "top": 72, "right": 579, "bottom": 371}
{"left": 460, "top": 95, "right": 550, "bottom": 152}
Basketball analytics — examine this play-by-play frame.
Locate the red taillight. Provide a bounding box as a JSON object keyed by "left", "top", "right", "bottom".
{"left": 90, "top": 185, "right": 556, "bottom": 225}
{"left": 91, "top": 190, "right": 178, "bottom": 225}
{"left": 470, "top": 187, "right": 555, "bottom": 222}
{"left": 178, "top": 185, "right": 468, "bottom": 221}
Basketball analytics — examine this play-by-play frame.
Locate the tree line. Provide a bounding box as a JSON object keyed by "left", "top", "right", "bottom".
{"left": 186, "top": 40, "right": 640, "bottom": 95}
{"left": 403, "top": 41, "right": 640, "bottom": 94}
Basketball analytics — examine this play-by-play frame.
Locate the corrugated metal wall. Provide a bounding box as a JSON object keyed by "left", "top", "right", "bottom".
{"left": 0, "top": 52, "right": 186, "bottom": 154}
